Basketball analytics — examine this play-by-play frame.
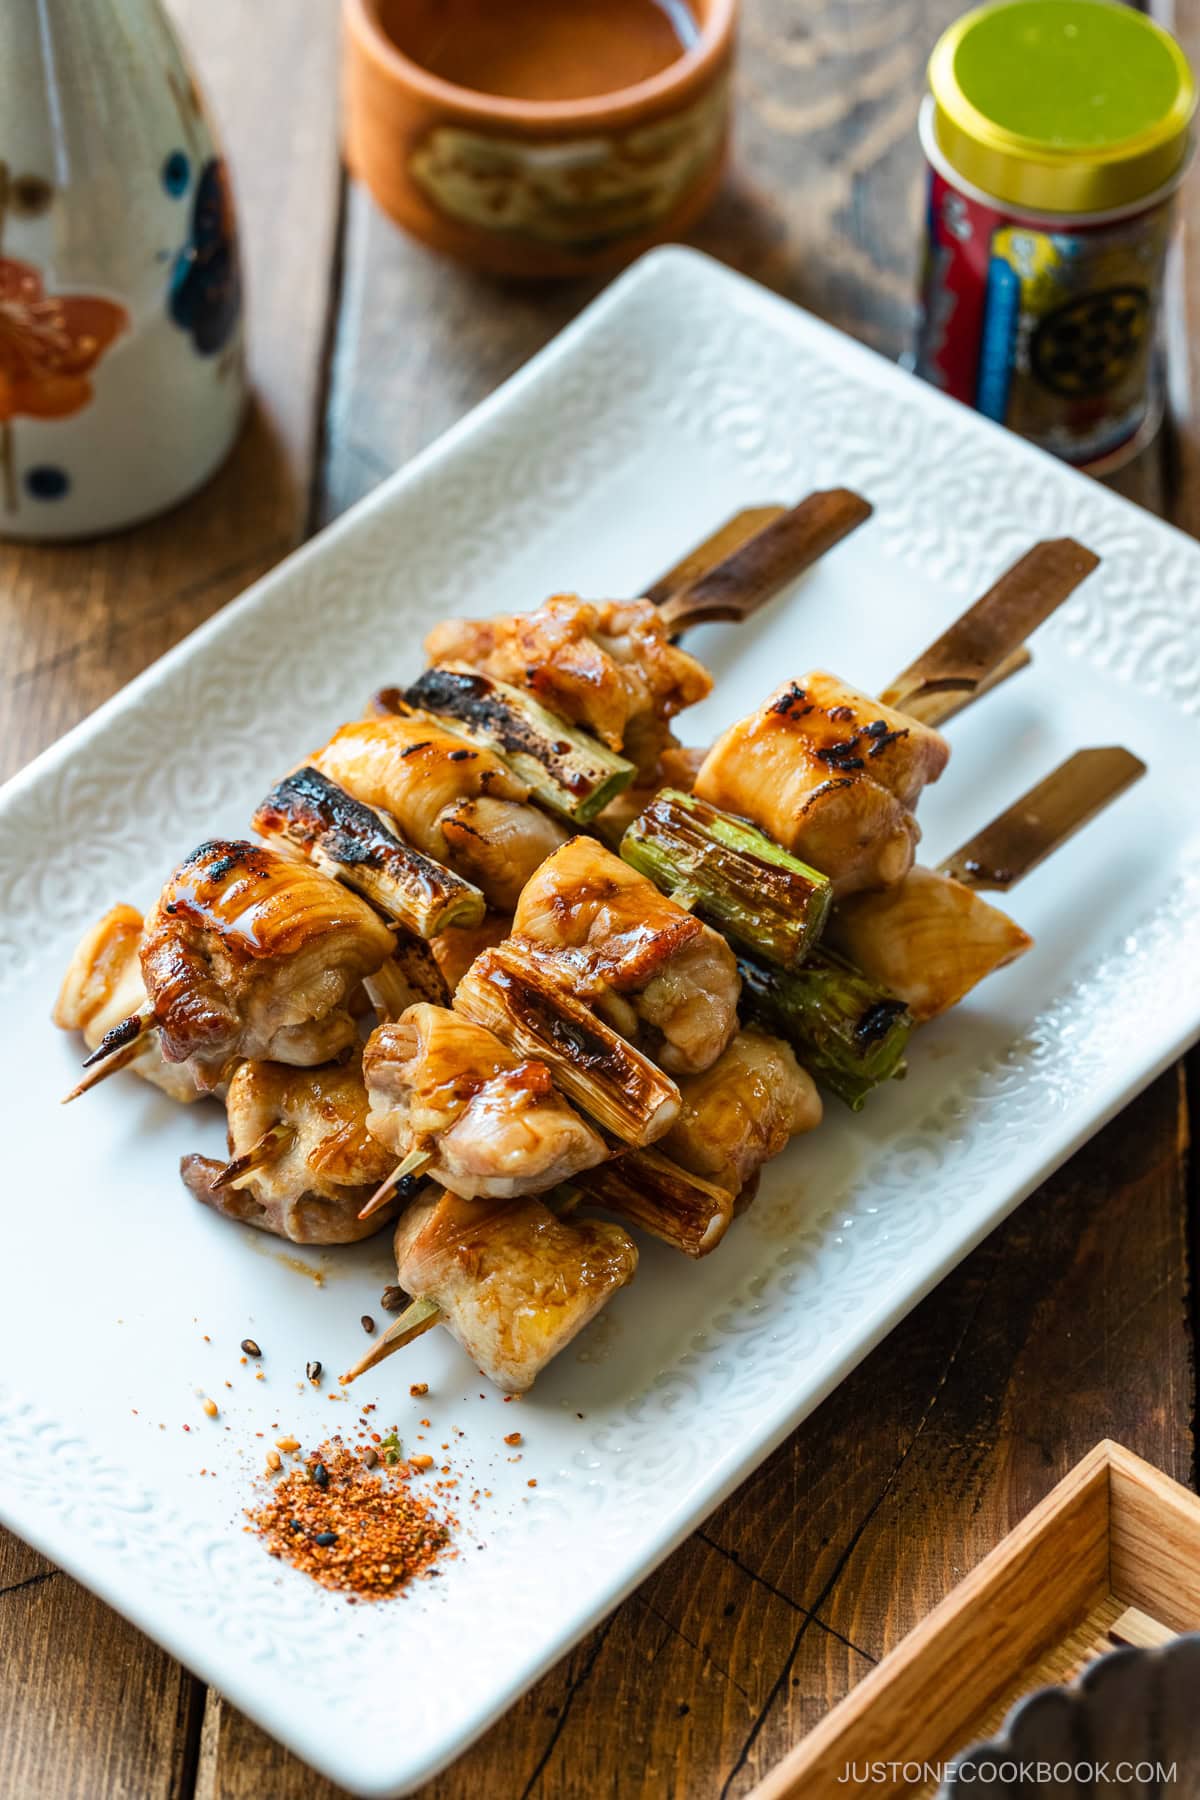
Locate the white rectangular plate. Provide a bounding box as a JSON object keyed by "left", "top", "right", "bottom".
{"left": 2, "top": 248, "right": 1199, "bottom": 1798}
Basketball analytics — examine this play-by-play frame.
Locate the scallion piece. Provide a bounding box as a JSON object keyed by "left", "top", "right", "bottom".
{"left": 736, "top": 947, "right": 911, "bottom": 1111}
{"left": 403, "top": 663, "right": 635, "bottom": 824}
{"left": 621, "top": 788, "right": 832, "bottom": 968}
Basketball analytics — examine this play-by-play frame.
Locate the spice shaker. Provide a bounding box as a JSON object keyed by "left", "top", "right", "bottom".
{"left": 915, "top": 0, "right": 1195, "bottom": 471}
{"left": 0, "top": 0, "right": 245, "bottom": 541}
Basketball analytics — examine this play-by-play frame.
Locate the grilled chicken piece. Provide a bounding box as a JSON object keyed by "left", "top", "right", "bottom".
{"left": 694, "top": 676, "right": 949, "bottom": 896}
{"left": 663, "top": 1029, "right": 822, "bottom": 1206}
{"left": 363, "top": 1004, "right": 606, "bottom": 1199}
{"left": 310, "top": 715, "right": 568, "bottom": 911}
{"left": 141, "top": 841, "right": 395, "bottom": 1089}
{"left": 393, "top": 1187, "right": 638, "bottom": 1392}
{"left": 425, "top": 594, "right": 712, "bottom": 778}
{"left": 827, "top": 865, "right": 1033, "bottom": 1022}
{"left": 54, "top": 904, "right": 206, "bottom": 1103}
{"left": 431, "top": 912, "right": 512, "bottom": 993}
{"left": 512, "top": 835, "right": 740, "bottom": 1074}
{"left": 180, "top": 1056, "right": 399, "bottom": 1243}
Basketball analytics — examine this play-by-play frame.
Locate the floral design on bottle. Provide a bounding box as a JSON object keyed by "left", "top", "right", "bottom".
{"left": 0, "top": 162, "right": 129, "bottom": 511}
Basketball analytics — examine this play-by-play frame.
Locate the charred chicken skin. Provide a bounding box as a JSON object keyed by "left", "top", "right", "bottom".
{"left": 828, "top": 865, "right": 1033, "bottom": 1022}
{"left": 310, "top": 714, "right": 567, "bottom": 911}
{"left": 425, "top": 593, "right": 712, "bottom": 778}
{"left": 392, "top": 1187, "right": 638, "bottom": 1393}
{"left": 662, "top": 1028, "right": 822, "bottom": 1205}
{"left": 54, "top": 904, "right": 205, "bottom": 1104}
{"left": 511, "top": 835, "right": 740, "bottom": 1075}
{"left": 181, "top": 1056, "right": 399, "bottom": 1243}
{"left": 141, "top": 841, "right": 395, "bottom": 1089}
{"left": 694, "top": 675, "right": 949, "bottom": 896}
{"left": 363, "top": 1004, "right": 606, "bottom": 1200}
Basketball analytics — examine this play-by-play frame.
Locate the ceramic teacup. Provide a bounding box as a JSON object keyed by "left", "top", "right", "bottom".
{"left": 342, "top": 0, "right": 738, "bottom": 278}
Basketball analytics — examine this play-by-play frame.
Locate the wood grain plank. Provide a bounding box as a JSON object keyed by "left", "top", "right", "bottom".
{"left": 0, "top": 4, "right": 342, "bottom": 1798}
{"left": 710, "top": 1067, "right": 1191, "bottom": 1796}
{"left": 0, "top": 0, "right": 342, "bottom": 781}
{"left": 193, "top": 1538, "right": 873, "bottom": 1800}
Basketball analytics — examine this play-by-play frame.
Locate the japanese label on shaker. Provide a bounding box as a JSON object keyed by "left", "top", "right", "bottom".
{"left": 916, "top": 167, "right": 1170, "bottom": 465}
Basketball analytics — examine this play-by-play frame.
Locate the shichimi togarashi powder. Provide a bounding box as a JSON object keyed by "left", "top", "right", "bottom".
{"left": 246, "top": 1438, "right": 453, "bottom": 1598}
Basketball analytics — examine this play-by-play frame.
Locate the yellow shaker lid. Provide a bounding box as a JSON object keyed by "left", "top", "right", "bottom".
{"left": 929, "top": 0, "right": 1196, "bottom": 213}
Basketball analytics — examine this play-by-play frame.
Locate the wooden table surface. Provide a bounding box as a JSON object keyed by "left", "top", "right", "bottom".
{"left": 2, "top": 3, "right": 1197, "bottom": 1796}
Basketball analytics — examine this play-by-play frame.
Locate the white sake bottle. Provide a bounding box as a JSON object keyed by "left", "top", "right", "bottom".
{"left": 0, "top": 0, "right": 246, "bottom": 539}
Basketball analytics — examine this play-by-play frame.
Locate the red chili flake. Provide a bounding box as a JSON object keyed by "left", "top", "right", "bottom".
{"left": 527, "top": 1479, "right": 537, "bottom": 1488}
{"left": 245, "top": 1437, "right": 453, "bottom": 1599}
{"left": 504, "top": 1432, "right": 522, "bottom": 1447}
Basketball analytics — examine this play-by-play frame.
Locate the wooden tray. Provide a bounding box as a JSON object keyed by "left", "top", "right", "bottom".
{"left": 750, "top": 1441, "right": 1200, "bottom": 1799}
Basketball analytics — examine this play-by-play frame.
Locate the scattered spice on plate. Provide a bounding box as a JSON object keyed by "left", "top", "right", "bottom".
{"left": 409, "top": 1383, "right": 428, "bottom": 1398}
{"left": 202, "top": 1399, "right": 219, "bottom": 1419}
{"left": 380, "top": 1285, "right": 407, "bottom": 1313}
{"left": 410, "top": 1453, "right": 434, "bottom": 1472}
{"left": 306, "top": 1360, "right": 322, "bottom": 1384}
{"left": 241, "top": 1338, "right": 262, "bottom": 1358}
{"left": 246, "top": 1438, "right": 453, "bottom": 1598}
{"left": 360, "top": 1315, "right": 375, "bottom": 1335}
{"left": 504, "top": 1432, "right": 522, "bottom": 1447}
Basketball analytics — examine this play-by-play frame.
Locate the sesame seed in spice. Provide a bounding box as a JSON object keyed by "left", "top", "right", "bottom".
{"left": 245, "top": 1438, "right": 453, "bottom": 1599}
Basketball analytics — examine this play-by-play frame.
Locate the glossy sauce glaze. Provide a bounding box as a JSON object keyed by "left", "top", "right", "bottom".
{"left": 379, "top": 0, "right": 699, "bottom": 102}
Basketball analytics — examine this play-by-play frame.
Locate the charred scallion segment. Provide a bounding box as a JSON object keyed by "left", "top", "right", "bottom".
{"left": 574, "top": 1148, "right": 734, "bottom": 1258}
{"left": 252, "top": 767, "right": 485, "bottom": 938}
{"left": 403, "top": 664, "right": 635, "bottom": 824}
{"left": 453, "top": 941, "right": 681, "bottom": 1147}
{"left": 737, "top": 948, "right": 912, "bottom": 1112}
{"left": 621, "top": 789, "right": 832, "bottom": 968}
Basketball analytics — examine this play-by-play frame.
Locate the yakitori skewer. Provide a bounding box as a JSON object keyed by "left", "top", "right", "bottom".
{"left": 342, "top": 1188, "right": 639, "bottom": 1393}
{"left": 69, "top": 841, "right": 397, "bottom": 1096}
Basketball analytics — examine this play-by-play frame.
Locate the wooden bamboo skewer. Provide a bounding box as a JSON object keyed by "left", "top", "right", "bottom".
{"left": 937, "top": 746, "right": 1147, "bottom": 890}
{"left": 209, "top": 1122, "right": 296, "bottom": 1192}
{"left": 341, "top": 1296, "right": 441, "bottom": 1384}
{"left": 881, "top": 538, "right": 1100, "bottom": 726}
{"left": 640, "top": 504, "right": 787, "bottom": 604}
{"left": 61, "top": 1038, "right": 145, "bottom": 1104}
{"left": 358, "top": 1147, "right": 435, "bottom": 1220}
{"left": 655, "top": 488, "right": 874, "bottom": 632}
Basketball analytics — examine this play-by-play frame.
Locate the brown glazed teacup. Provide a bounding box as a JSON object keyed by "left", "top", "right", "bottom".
{"left": 342, "top": 0, "right": 738, "bottom": 277}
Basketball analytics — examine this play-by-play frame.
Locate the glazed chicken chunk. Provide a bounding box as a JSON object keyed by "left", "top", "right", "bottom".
{"left": 180, "top": 1056, "right": 399, "bottom": 1243}
{"left": 310, "top": 714, "right": 567, "bottom": 911}
{"left": 662, "top": 1029, "right": 822, "bottom": 1206}
{"left": 53, "top": 904, "right": 205, "bottom": 1104}
{"left": 827, "top": 865, "right": 1033, "bottom": 1022}
{"left": 694, "top": 675, "right": 950, "bottom": 896}
{"left": 363, "top": 1003, "right": 606, "bottom": 1200}
{"left": 392, "top": 1187, "right": 639, "bottom": 1393}
{"left": 512, "top": 835, "right": 740, "bottom": 1074}
{"left": 140, "top": 840, "right": 395, "bottom": 1088}
{"left": 425, "top": 593, "right": 713, "bottom": 778}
